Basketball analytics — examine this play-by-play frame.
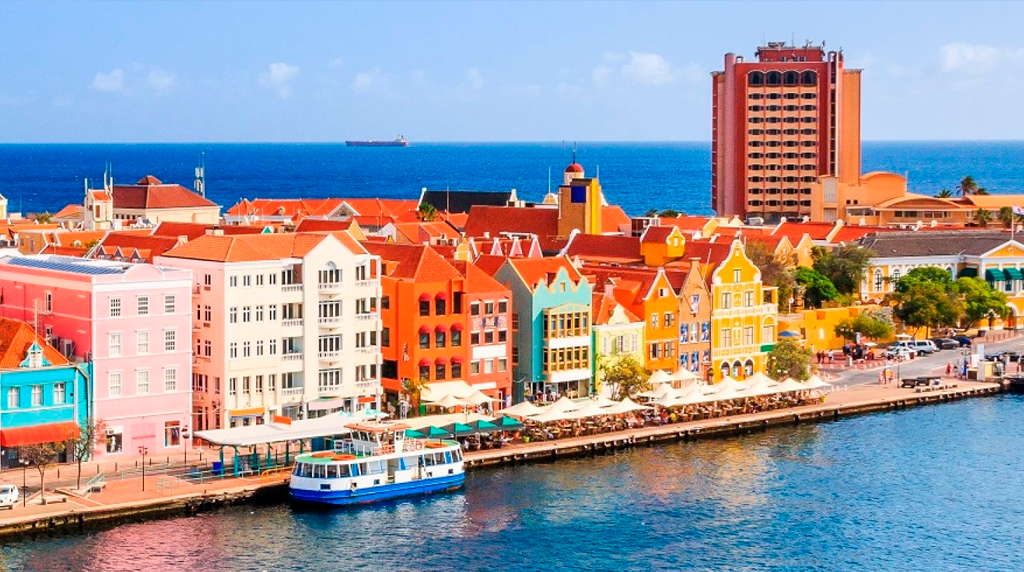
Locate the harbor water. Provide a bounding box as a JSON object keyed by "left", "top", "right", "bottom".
{"left": 4, "top": 394, "right": 1024, "bottom": 571}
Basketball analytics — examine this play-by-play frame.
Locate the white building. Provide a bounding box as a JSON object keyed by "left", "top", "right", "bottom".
{"left": 156, "top": 230, "right": 382, "bottom": 430}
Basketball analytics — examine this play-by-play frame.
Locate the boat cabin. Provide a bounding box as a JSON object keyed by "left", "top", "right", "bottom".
{"left": 339, "top": 421, "right": 412, "bottom": 456}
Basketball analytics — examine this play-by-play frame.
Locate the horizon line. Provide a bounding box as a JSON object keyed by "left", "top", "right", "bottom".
{"left": 3, "top": 139, "right": 1024, "bottom": 145}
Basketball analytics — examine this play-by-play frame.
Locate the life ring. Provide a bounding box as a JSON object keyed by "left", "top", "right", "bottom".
{"left": 311, "top": 451, "right": 334, "bottom": 458}
{"left": 332, "top": 454, "right": 357, "bottom": 461}
{"left": 424, "top": 442, "right": 447, "bottom": 449}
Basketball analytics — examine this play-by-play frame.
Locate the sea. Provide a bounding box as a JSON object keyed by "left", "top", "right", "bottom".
{"left": 1, "top": 141, "right": 1024, "bottom": 217}
{"left": 4, "top": 395, "right": 1024, "bottom": 571}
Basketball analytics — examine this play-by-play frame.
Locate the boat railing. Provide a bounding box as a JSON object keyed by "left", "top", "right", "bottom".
{"left": 335, "top": 441, "right": 375, "bottom": 456}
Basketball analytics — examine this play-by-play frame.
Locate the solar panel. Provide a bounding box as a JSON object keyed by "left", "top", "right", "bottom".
{"left": 7, "top": 257, "right": 127, "bottom": 275}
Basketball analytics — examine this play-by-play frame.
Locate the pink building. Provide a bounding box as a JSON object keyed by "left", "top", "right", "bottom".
{"left": 0, "top": 256, "right": 193, "bottom": 458}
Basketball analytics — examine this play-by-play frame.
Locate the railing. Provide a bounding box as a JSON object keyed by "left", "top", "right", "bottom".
{"left": 355, "top": 312, "right": 378, "bottom": 322}
{"left": 318, "top": 350, "right": 341, "bottom": 359}
{"left": 281, "top": 386, "right": 305, "bottom": 397}
{"left": 714, "top": 304, "right": 776, "bottom": 318}
{"left": 85, "top": 471, "right": 106, "bottom": 492}
{"left": 354, "top": 280, "right": 375, "bottom": 288}
{"left": 282, "top": 352, "right": 303, "bottom": 362}
{"left": 318, "top": 282, "right": 342, "bottom": 292}
{"left": 282, "top": 284, "right": 303, "bottom": 293}
{"left": 356, "top": 380, "right": 379, "bottom": 389}
{"left": 318, "top": 316, "right": 342, "bottom": 326}
{"left": 355, "top": 346, "right": 377, "bottom": 355}
{"left": 282, "top": 319, "right": 303, "bottom": 328}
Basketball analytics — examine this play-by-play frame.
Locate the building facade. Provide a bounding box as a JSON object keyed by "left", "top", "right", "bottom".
{"left": 0, "top": 319, "right": 91, "bottom": 469}
{"left": 156, "top": 231, "right": 381, "bottom": 430}
{"left": 591, "top": 290, "right": 644, "bottom": 396}
{"left": 0, "top": 256, "right": 193, "bottom": 458}
{"left": 677, "top": 264, "right": 713, "bottom": 377}
{"left": 458, "top": 262, "right": 513, "bottom": 406}
{"left": 709, "top": 241, "right": 779, "bottom": 381}
{"left": 712, "top": 42, "right": 861, "bottom": 223}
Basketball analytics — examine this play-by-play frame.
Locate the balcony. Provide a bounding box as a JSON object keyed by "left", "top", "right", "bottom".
{"left": 282, "top": 284, "right": 303, "bottom": 293}
{"left": 282, "top": 352, "right": 303, "bottom": 362}
{"left": 319, "top": 316, "right": 343, "bottom": 330}
{"left": 281, "top": 386, "right": 304, "bottom": 397}
{"left": 318, "top": 282, "right": 342, "bottom": 295}
{"left": 715, "top": 303, "right": 777, "bottom": 319}
{"left": 282, "top": 319, "right": 303, "bottom": 328}
{"left": 355, "top": 312, "right": 378, "bottom": 322}
{"left": 355, "top": 346, "right": 377, "bottom": 355}
{"left": 356, "top": 379, "right": 380, "bottom": 389}
{"left": 354, "top": 280, "right": 375, "bottom": 289}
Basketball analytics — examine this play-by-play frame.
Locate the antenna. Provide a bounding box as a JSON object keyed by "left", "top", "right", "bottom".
{"left": 547, "top": 167, "right": 552, "bottom": 195}
{"left": 195, "top": 152, "right": 206, "bottom": 197}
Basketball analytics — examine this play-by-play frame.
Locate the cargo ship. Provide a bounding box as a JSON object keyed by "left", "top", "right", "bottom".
{"left": 345, "top": 136, "right": 409, "bottom": 147}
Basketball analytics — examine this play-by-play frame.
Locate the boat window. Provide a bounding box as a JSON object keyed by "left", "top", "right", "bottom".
{"left": 293, "top": 464, "right": 303, "bottom": 476}
{"left": 359, "top": 463, "right": 369, "bottom": 475}
{"left": 313, "top": 464, "right": 326, "bottom": 479}
{"left": 423, "top": 454, "right": 435, "bottom": 467}
{"left": 454, "top": 449, "right": 463, "bottom": 462}
{"left": 444, "top": 452, "right": 452, "bottom": 464}
{"left": 301, "top": 463, "right": 313, "bottom": 478}
{"left": 434, "top": 453, "right": 445, "bottom": 465}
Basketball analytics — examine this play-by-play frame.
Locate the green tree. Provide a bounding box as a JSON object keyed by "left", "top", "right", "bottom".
{"left": 957, "top": 175, "right": 979, "bottom": 196}
{"left": 795, "top": 266, "right": 839, "bottom": 308}
{"left": 601, "top": 354, "right": 651, "bottom": 400}
{"left": 401, "top": 377, "right": 427, "bottom": 413}
{"left": 21, "top": 441, "right": 66, "bottom": 502}
{"left": 33, "top": 212, "right": 53, "bottom": 224}
{"left": 893, "top": 266, "right": 953, "bottom": 295}
{"left": 766, "top": 339, "right": 813, "bottom": 381}
{"left": 658, "top": 209, "right": 681, "bottom": 218}
{"left": 834, "top": 314, "right": 893, "bottom": 342}
{"left": 69, "top": 417, "right": 105, "bottom": 490}
{"left": 417, "top": 202, "right": 438, "bottom": 222}
{"left": 812, "top": 244, "right": 874, "bottom": 296}
{"left": 892, "top": 281, "right": 962, "bottom": 334}
{"left": 974, "top": 208, "right": 992, "bottom": 226}
{"left": 935, "top": 189, "right": 953, "bottom": 198}
{"left": 643, "top": 209, "right": 658, "bottom": 218}
{"left": 999, "top": 206, "right": 1015, "bottom": 228}
{"left": 746, "top": 241, "right": 795, "bottom": 311}
{"left": 975, "top": 187, "right": 989, "bottom": 195}
{"left": 955, "top": 277, "right": 1010, "bottom": 326}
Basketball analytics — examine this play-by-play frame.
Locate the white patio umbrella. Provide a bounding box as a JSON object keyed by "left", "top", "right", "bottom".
{"left": 605, "top": 397, "right": 652, "bottom": 414}
{"left": 804, "top": 375, "right": 831, "bottom": 390}
{"left": 529, "top": 407, "right": 573, "bottom": 424}
{"left": 590, "top": 394, "right": 620, "bottom": 408}
{"left": 461, "top": 390, "right": 494, "bottom": 406}
{"left": 564, "top": 401, "right": 611, "bottom": 420}
{"left": 638, "top": 384, "right": 676, "bottom": 400}
{"left": 546, "top": 396, "right": 582, "bottom": 414}
{"left": 742, "top": 372, "right": 779, "bottom": 397}
{"left": 500, "top": 401, "right": 543, "bottom": 419}
{"left": 774, "top": 378, "right": 809, "bottom": 393}
{"left": 648, "top": 369, "right": 673, "bottom": 386}
{"left": 670, "top": 366, "right": 698, "bottom": 383}
{"left": 711, "top": 376, "right": 749, "bottom": 395}
{"left": 428, "top": 394, "right": 470, "bottom": 408}
{"left": 653, "top": 392, "right": 686, "bottom": 408}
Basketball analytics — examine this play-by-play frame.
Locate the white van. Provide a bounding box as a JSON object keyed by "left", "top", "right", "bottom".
{"left": 912, "top": 340, "right": 938, "bottom": 354}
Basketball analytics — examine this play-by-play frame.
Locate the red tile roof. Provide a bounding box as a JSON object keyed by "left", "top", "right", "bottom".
{"left": 682, "top": 240, "right": 732, "bottom": 266}
{"left": 601, "top": 206, "right": 631, "bottom": 234}
{"left": 0, "top": 317, "right": 69, "bottom": 369}
{"left": 153, "top": 222, "right": 263, "bottom": 241}
{"left": 294, "top": 219, "right": 351, "bottom": 233}
{"left": 507, "top": 256, "right": 583, "bottom": 290}
{"left": 471, "top": 254, "right": 508, "bottom": 277}
{"left": 591, "top": 291, "right": 640, "bottom": 325}
{"left": 658, "top": 216, "right": 712, "bottom": 231}
{"left": 452, "top": 260, "right": 508, "bottom": 294}
{"left": 363, "top": 242, "right": 463, "bottom": 282}
{"left": 771, "top": 221, "right": 836, "bottom": 241}
{"left": 53, "top": 204, "right": 82, "bottom": 220}
{"left": 338, "top": 198, "right": 419, "bottom": 219}
{"left": 112, "top": 176, "right": 217, "bottom": 210}
{"left": 828, "top": 225, "right": 898, "bottom": 244}
{"left": 161, "top": 233, "right": 330, "bottom": 263}
{"left": 226, "top": 198, "right": 343, "bottom": 219}
{"left": 564, "top": 234, "right": 642, "bottom": 263}
{"left": 581, "top": 264, "right": 685, "bottom": 306}
{"left": 639, "top": 225, "right": 676, "bottom": 244}
{"left": 97, "top": 232, "right": 184, "bottom": 260}
{"left": 464, "top": 206, "right": 561, "bottom": 252}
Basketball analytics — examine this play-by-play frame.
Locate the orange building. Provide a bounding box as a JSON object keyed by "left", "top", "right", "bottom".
{"left": 712, "top": 41, "right": 861, "bottom": 223}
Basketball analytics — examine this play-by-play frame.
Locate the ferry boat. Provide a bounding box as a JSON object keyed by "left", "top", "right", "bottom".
{"left": 344, "top": 136, "right": 409, "bottom": 147}
{"left": 289, "top": 421, "right": 465, "bottom": 506}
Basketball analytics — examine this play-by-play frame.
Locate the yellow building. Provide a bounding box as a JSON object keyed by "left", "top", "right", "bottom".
{"left": 778, "top": 305, "right": 890, "bottom": 351}
{"left": 709, "top": 240, "right": 778, "bottom": 382}
{"left": 590, "top": 290, "right": 645, "bottom": 395}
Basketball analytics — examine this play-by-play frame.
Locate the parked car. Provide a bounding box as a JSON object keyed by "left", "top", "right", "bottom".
{"left": 953, "top": 335, "right": 973, "bottom": 347}
{"left": 0, "top": 484, "right": 18, "bottom": 509}
{"left": 931, "top": 338, "right": 960, "bottom": 350}
{"left": 913, "top": 340, "right": 939, "bottom": 354}
{"left": 886, "top": 345, "right": 916, "bottom": 360}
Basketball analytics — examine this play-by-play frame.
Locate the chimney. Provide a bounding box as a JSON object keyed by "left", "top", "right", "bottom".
{"left": 604, "top": 277, "right": 615, "bottom": 294}
{"left": 206, "top": 228, "right": 225, "bottom": 236}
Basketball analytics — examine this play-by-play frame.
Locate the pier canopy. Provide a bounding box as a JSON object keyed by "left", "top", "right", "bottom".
{"left": 195, "top": 412, "right": 381, "bottom": 447}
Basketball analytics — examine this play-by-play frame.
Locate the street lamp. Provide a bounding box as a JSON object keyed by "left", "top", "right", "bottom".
{"left": 138, "top": 446, "right": 148, "bottom": 491}
{"left": 20, "top": 459, "right": 28, "bottom": 507}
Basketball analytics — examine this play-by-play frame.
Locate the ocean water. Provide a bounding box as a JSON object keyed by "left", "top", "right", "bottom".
{"left": 4, "top": 395, "right": 1024, "bottom": 572}
{"left": 0, "top": 141, "right": 1023, "bottom": 218}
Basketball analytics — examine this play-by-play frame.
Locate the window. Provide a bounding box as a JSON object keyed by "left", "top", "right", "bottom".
{"left": 721, "top": 329, "right": 731, "bottom": 348}
{"left": 435, "top": 298, "right": 446, "bottom": 315}
{"left": 137, "top": 370, "right": 150, "bottom": 394}
{"left": 451, "top": 362, "right": 462, "bottom": 379}
{"left": 164, "top": 330, "right": 177, "bottom": 352}
{"left": 44, "top": 292, "right": 53, "bottom": 313}
{"left": 471, "top": 332, "right": 480, "bottom": 345}
{"left": 242, "top": 376, "right": 251, "bottom": 394}
{"left": 483, "top": 331, "right": 493, "bottom": 344}
{"left": 268, "top": 374, "right": 276, "bottom": 391}
{"left": 892, "top": 269, "right": 901, "bottom": 283}
{"left": 874, "top": 270, "right": 883, "bottom": 291}
{"left": 419, "top": 365, "right": 430, "bottom": 381}
{"left": 137, "top": 296, "right": 149, "bottom": 316}
{"left": 229, "top": 276, "right": 238, "bottom": 288}
{"left": 243, "top": 275, "right": 251, "bottom": 287}
{"left": 650, "top": 313, "right": 659, "bottom": 329}
{"left": 256, "top": 274, "right": 264, "bottom": 286}
{"left": 109, "top": 297, "right": 122, "bottom": 317}
{"left": 137, "top": 331, "right": 149, "bottom": 354}
{"left": 382, "top": 327, "right": 390, "bottom": 347}
{"left": 31, "top": 385, "right": 42, "bottom": 407}
{"left": 109, "top": 332, "right": 122, "bottom": 357}
{"left": 270, "top": 339, "right": 278, "bottom": 355}
{"left": 242, "top": 306, "right": 251, "bottom": 323}
{"left": 664, "top": 312, "right": 674, "bottom": 328}
{"left": 720, "top": 292, "right": 732, "bottom": 310}
{"left": 435, "top": 331, "right": 446, "bottom": 348}
{"left": 733, "top": 269, "right": 742, "bottom": 282}
{"left": 229, "top": 377, "right": 237, "bottom": 395}
{"left": 229, "top": 307, "right": 238, "bottom": 323}
{"left": 269, "top": 305, "right": 278, "bottom": 321}
{"left": 204, "top": 340, "right": 211, "bottom": 356}
{"left": 256, "top": 340, "right": 264, "bottom": 356}
{"left": 381, "top": 295, "right": 390, "bottom": 310}
{"left": 483, "top": 360, "right": 494, "bottom": 374}
{"left": 649, "top": 344, "right": 660, "bottom": 360}
{"left": 109, "top": 371, "right": 122, "bottom": 397}
{"left": 470, "top": 361, "right": 481, "bottom": 375}
{"left": 230, "top": 342, "right": 238, "bottom": 358}
{"left": 164, "top": 294, "right": 175, "bottom": 314}
{"left": 498, "top": 300, "right": 508, "bottom": 314}
{"left": 744, "top": 327, "right": 754, "bottom": 346}
{"left": 243, "top": 341, "right": 251, "bottom": 358}
{"left": 744, "top": 291, "right": 754, "bottom": 307}
{"left": 256, "top": 305, "right": 264, "bottom": 322}
{"left": 53, "top": 382, "right": 66, "bottom": 405}
{"left": 763, "top": 324, "right": 775, "bottom": 342}
{"left": 471, "top": 302, "right": 480, "bottom": 316}
{"left": 6, "top": 387, "right": 19, "bottom": 408}
{"left": 165, "top": 367, "right": 177, "bottom": 392}
{"left": 497, "top": 358, "right": 507, "bottom": 372}
{"left": 420, "top": 300, "right": 430, "bottom": 316}
{"left": 498, "top": 330, "right": 506, "bottom": 343}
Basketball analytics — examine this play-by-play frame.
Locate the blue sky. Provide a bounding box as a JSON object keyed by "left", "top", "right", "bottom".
{"left": 2, "top": 1, "right": 1023, "bottom": 142}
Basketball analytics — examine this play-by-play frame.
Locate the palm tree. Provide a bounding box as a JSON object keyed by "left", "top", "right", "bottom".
{"left": 975, "top": 187, "right": 989, "bottom": 195}
{"left": 999, "top": 206, "right": 1015, "bottom": 228}
{"left": 935, "top": 189, "right": 953, "bottom": 199}
{"left": 417, "top": 202, "right": 438, "bottom": 222}
{"left": 957, "top": 176, "right": 979, "bottom": 196}
{"left": 975, "top": 208, "right": 993, "bottom": 226}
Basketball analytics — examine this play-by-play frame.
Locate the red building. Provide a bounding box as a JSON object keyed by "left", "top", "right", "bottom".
{"left": 712, "top": 42, "right": 862, "bottom": 223}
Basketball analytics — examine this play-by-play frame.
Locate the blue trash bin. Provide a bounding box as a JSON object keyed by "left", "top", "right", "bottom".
{"left": 212, "top": 461, "right": 223, "bottom": 475}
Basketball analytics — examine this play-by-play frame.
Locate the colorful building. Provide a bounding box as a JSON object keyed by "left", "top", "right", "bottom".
{"left": 712, "top": 42, "right": 861, "bottom": 222}
{"left": 494, "top": 256, "right": 593, "bottom": 400}
{"left": 78, "top": 173, "right": 220, "bottom": 229}
{"left": 0, "top": 255, "right": 193, "bottom": 458}
{"left": 677, "top": 263, "right": 713, "bottom": 377}
{"left": 709, "top": 241, "right": 779, "bottom": 381}
{"left": 590, "top": 288, "right": 644, "bottom": 396}
{"left": 157, "top": 231, "right": 381, "bottom": 430}
{"left": 454, "top": 261, "right": 513, "bottom": 405}
{"left": 0, "top": 318, "right": 92, "bottom": 469}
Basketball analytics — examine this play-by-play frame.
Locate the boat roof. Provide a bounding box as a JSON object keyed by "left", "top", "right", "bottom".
{"left": 345, "top": 422, "right": 410, "bottom": 433}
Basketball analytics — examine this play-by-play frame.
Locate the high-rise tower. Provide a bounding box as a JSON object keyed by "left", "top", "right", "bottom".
{"left": 711, "top": 42, "right": 861, "bottom": 223}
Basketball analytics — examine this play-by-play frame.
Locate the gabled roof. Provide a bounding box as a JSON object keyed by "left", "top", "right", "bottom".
{"left": 639, "top": 225, "right": 677, "bottom": 244}
{"left": 294, "top": 218, "right": 351, "bottom": 233}
{"left": 0, "top": 317, "right": 69, "bottom": 369}
{"left": 96, "top": 232, "right": 185, "bottom": 261}
{"left": 770, "top": 221, "right": 837, "bottom": 241}
{"left": 505, "top": 256, "right": 583, "bottom": 291}
{"left": 161, "top": 232, "right": 338, "bottom": 263}
{"left": 828, "top": 225, "right": 897, "bottom": 244}
{"left": 856, "top": 230, "right": 1014, "bottom": 257}
{"left": 600, "top": 205, "right": 631, "bottom": 234}
{"left": 591, "top": 291, "right": 640, "bottom": 325}
{"left": 452, "top": 260, "right": 509, "bottom": 294}
{"left": 226, "top": 198, "right": 344, "bottom": 219}
{"left": 471, "top": 254, "right": 508, "bottom": 277}
{"left": 391, "top": 221, "right": 459, "bottom": 244}
{"left": 959, "top": 194, "right": 1024, "bottom": 209}
{"left": 581, "top": 264, "right": 685, "bottom": 307}
{"left": 153, "top": 222, "right": 263, "bottom": 241}
{"left": 112, "top": 176, "right": 217, "bottom": 210}
{"left": 53, "top": 204, "right": 83, "bottom": 220}
{"left": 658, "top": 216, "right": 712, "bottom": 231}
{"left": 681, "top": 240, "right": 732, "bottom": 266}
{"left": 363, "top": 242, "right": 463, "bottom": 282}
{"left": 337, "top": 198, "right": 420, "bottom": 219}
{"left": 464, "top": 206, "right": 561, "bottom": 252}
{"left": 420, "top": 189, "right": 515, "bottom": 214}
{"left": 563, "top": 234, "right": 642, "bottom": 263}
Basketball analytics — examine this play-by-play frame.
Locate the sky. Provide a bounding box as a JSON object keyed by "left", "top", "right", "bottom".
{"left": 2, "top": 1, "right": 1024, "bottom": 142}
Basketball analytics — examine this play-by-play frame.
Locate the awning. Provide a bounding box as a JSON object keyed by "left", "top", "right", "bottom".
{"left": 435, "top": 356, "right": 448, "bottom": 364}
{"left": 451, "top": 356, "right": 464, "bottom": 364}
{"left": 435, "top": 292, "right": 448, "bottom": 300}
{"left": 307, "top": 396, "right": 346, "bottom": 412}
{"left": 419, "top": 358, "right": 432, "bottom": 367}
{"left": 229, "top": 407, "right": 265, "bottom": 418}
{"left": 986, "top": 268, "right": 1006, "bottom": 281}
{"left": 958, "top": 267, "right": 978, "bottom": 278}
{"left": 434, "top": 324, "right": 448, "bottom": 332}
{"left": 419, "top": 325, "right": 432, "bottom": 334}
{"left": 357, "top": 396, "right": 377, "bottom": 404}
{"left": 0, "top": 422, "right": 79, "bottom": 448}
{"left": 419, "top": 293, "right": 431, "bottom": 302}
{"left": 1005, "top": 267, "right": 1023, "bottom": 281}
{"left": 451, "top": 323, "right": 464, "bottom": 332}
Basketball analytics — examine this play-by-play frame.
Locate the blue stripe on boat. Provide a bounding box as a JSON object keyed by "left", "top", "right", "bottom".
{"left": 290, "top": 473, "right": 465, "bottom": 506}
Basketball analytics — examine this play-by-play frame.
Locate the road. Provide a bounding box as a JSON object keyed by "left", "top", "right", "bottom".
{"left": 830, "top": 334, "right": 1024, "bottom": 388}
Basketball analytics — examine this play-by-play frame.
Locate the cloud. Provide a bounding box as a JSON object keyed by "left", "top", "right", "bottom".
{"left": 147, "top": 68, "right": 175, "bottom": 94}
{"left": 328, "top": 57, "right": 344, "bottom": 69}
{"left": 92, "top": 68, "right": 125, "bottom": 92}
{"left": 466, "top": 67, "right": 484, "bottom": 90}
{"left": 941, "top": 42, "right": 1024, "bottom": 74}
{"left": 258, "top": 62, "right": 300, "bottom": 98}
{"left": 621, "top": 52, "right": 675, "bottom": 85}
{"left": 592, "top": 52, "right": 624, "bottom": 86}
{"left": 352, "top": 68, "right": 389, "bottom": 93}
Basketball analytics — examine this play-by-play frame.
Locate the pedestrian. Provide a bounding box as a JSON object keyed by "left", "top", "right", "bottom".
{"left": 878, "top": 370, "right": 885, "bottom": 385}
{"left": 946, "top": 362, "right": 952, "bottom": 377}
{"left": 828, "top": 350, "right": 834, "bottom": 364}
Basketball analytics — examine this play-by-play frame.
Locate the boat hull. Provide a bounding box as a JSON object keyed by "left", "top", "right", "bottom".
{"left": 345, "top": 141, "right": 409, "bottom": 147}
{"left": 290, "top": 473, "right": 465, "bottom": 506}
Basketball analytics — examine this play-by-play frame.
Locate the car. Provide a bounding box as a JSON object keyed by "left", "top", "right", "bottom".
{"left": 931, "top": 338, "right": 960, "bottom": 350}
{"left": 953, "top": 335, "right": 973, "bottom": 347}
{"left": 886, "top": 346, "right": 916, "bottom": 360}
{"left": 913, "top": 340, "right": 939, "bottom": 354}
{"left": 0, "top": 484, "right": 19, "bottom": 510}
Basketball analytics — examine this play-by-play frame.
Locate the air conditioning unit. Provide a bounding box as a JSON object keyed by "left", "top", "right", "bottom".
{"left": 61, "top": 339, "right": 75, "bottom": 358}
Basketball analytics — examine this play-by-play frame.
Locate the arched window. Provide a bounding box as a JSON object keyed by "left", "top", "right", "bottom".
{"left": 731, "top": 361, "right": 741, "bottom": 378}
{"left": 766, "top": 71, "right": 781, "bottom": 86}
{"left": 783, "top": 71, "right": 799, "bottom": 86}
{"left": 748, "top": 72, "right": 764, "bottom": 86}
{"left": 892, "top": 269, "right": 901, "bottom": 283}
{"left": 801, "top": 71, "right": 817, "bottom": 86}
{"left": 720, "top": 362, "right": 730, "bottom": 379}
{"left": 743, "top": 359, "right": 754, "bottom": 378}
{"left": 874, "top": 269, "right": 883, "bottom": 291}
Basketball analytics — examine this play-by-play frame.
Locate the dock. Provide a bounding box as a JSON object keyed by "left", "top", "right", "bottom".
{"left": 0, "top": 380, "right": 1000, "bottom": 539}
